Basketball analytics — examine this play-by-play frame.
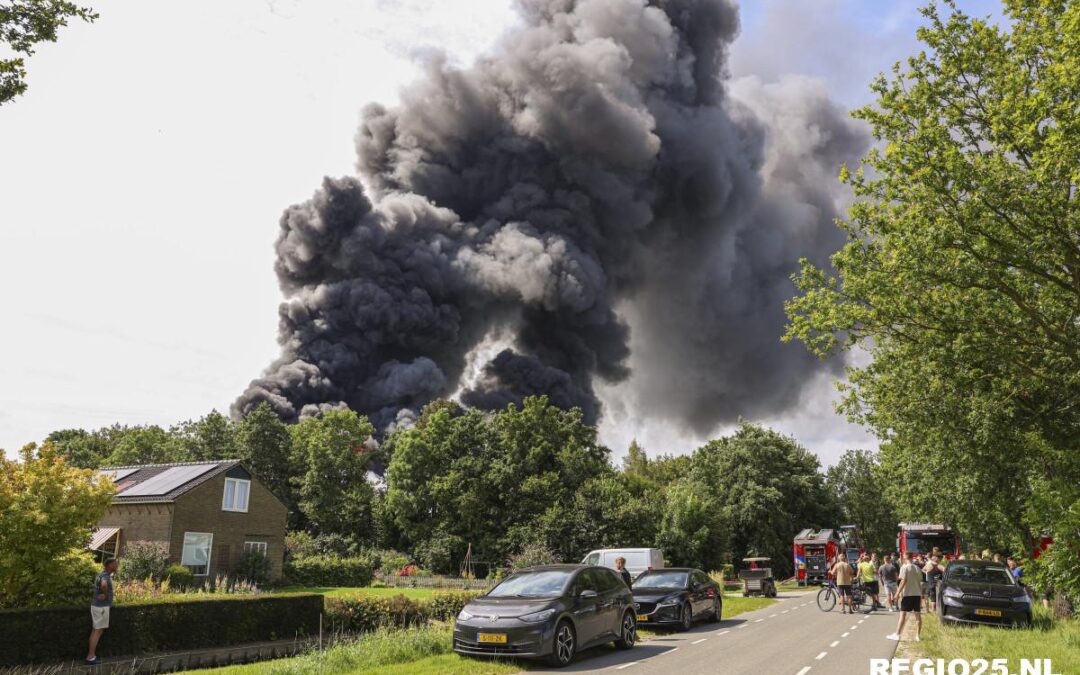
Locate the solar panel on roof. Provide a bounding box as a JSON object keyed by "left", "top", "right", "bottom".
{"left": 119, "top": 464, "right": 219, "bottom": 497}
{"left": 101, "top": 468, "right": 139, "bottom": 482}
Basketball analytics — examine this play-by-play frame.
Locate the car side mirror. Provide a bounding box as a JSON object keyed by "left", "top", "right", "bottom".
{"left": 579, "top": 589, "right": 598, "bottom": 599}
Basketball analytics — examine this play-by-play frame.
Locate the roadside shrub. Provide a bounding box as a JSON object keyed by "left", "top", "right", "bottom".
{"left": 233, "top": 550, "right": 272, "bottom": 586}
{"left": 22, "top": 549, "right": 101, "bottom": 609}
{"left": 325, "top": 594, "right": 426, "bottom": 633}
{"left": 425, "top": 591, "right": 480, "bottom": 621}
{"left": 285, "top": 555, "right": 374, "bottom": 587}
{"left": 165, "top": 564, "right": 193, "bottom": 590}
{"left": 508, "top": 543, "right": 561, "bottom": 570}
{"left": 285, "top": 531, "right": 318, "bottom": 561}
{"left": 117, "top": 541, "right": 169, "bottom": 582}
{"left": 372, "top": 549, "right": 410, "bottom": 576}
{"left": 0, "top": 593, "right": 323, "bottom": 665}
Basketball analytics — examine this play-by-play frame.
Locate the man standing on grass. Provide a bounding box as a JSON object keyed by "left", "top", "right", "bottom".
{"left": 887, "top": 552, "right": 922, "bottom": 642}
{"left": 86, "top": 557, "right": 118, "bottom": 665}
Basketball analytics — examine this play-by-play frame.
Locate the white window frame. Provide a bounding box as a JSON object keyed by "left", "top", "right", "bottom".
{"left": 222, "top": 477, "right": 251, "bottom": 513}
{"left": 244, "top": 541, "right": 268, "bottom": 556}
{"left": 181, "top": 532, "right": 214, "bottom": 577}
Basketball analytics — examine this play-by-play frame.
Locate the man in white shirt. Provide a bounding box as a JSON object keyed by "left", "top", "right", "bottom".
{"left": 887, "top": 551, "right": 923, "bottom": 641}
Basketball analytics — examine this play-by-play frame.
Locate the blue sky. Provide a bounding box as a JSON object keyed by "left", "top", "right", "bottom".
{"left": 0, "top": 0, "right": 1005, "bottom": 464}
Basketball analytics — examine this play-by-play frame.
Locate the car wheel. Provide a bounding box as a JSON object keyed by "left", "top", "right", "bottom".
{"left": 679, "top": 602, "right": 693, "bottom": 631}
{"left": 547, "top": 620, "right": 576, "bottom": 667}
{"left": 614, "top": 611, "right": 636, "bottom": 650}
{"left": 708, "top": 598, "right": 722, "bottom": 623}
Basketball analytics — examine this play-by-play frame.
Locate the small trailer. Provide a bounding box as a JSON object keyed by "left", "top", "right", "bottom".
{"left": 738, "top": 557, "right": 777, "bottom": 597}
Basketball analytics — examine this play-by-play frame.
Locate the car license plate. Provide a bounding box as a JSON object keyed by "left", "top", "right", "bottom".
{"left": 478, "top": 633, "right": 508, "bottom": 644}
{"left": 636, "top": 614, "right": 649, "bottom": 622}
{"left": 974, "top": 608, "right": 1002, "bottom": 617}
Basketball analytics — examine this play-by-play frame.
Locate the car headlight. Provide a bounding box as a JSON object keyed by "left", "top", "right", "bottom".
{"left": 1012, "top": 593, "right": 1031, "bottom": 605}
{"left": 457, "top": 609, "right": 474, "bottom": 621}
{"left": 658, "top": 597, "right": 681, "bottom": 607}
{"left": 519, "top": 608, "right": 557, "bottom": 623}
{"left": 943, "top": 587, "right": 963, "bottom": 599}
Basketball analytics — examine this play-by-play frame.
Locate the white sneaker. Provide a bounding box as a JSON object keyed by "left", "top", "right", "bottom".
{"left": 914, "top": 635, "right": 921, "bottom": 642}
{"left": 886, "top": 633, "right": 901, "bottom": 641}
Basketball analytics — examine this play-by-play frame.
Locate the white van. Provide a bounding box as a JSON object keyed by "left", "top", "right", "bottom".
{"left": 581, "top": 548, "right": 665, "bottom": 580}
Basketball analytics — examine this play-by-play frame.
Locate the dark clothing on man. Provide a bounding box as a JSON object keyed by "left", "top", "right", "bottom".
{"left": 619, "top": 568, "right": 632, "bottom": 587}
{"left": 92, "top": 571, "right": 113, "bottom": 607}
{"left": 879, "top": 562, "right": 899, "bottom": 583}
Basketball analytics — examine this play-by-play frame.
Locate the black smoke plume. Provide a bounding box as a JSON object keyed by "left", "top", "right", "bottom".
{"left": 234, "top": 0, "right": 868, "bottom": 432}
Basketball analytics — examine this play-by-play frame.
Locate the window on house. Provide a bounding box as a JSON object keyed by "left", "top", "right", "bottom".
{"left": 222, "top": 477, "right": 250, "bottom": 512}
{"left": 244, "top": 541, "right": 268, "bottom": 556}
{"left": 181, "top": 532, "right": 213, "bottom": 576}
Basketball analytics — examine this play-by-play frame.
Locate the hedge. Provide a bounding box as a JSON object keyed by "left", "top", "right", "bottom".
{"left": 284, "top": 556, "right": 374, "bottom": 587}
{"left": 325, "top": 591, "right": 478, "bottom": 634}
{"left": 0, "top": 594, "right": 323, "bottom": 666}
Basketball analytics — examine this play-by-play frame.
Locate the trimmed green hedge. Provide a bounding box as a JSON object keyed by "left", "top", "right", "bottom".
{"left": 325, "top": 591, "right": 478, "bottom": 633}
{"left": 0, "top": 594, "right": 323, "bottom": 666}
{"left": 284, "top": 556, "right": 374, "bottom": 587}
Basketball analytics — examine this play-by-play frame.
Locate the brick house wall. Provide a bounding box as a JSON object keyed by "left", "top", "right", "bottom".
{"left": 99, "top": 503, "right": 174, "bottom": 554}
{"left": 169, "top": 467, "right": 288, "bottom": 580}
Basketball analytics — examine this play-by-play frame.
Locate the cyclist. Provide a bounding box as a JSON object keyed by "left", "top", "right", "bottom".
{"left": 858, "top": 554, "right": 881, "bottom": 612}
{"left": 830, "top": 554, "right": 855, "bottom": 614}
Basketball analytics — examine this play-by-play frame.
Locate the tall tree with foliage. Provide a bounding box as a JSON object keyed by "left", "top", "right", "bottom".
{"left": 1, "top": 0, "right": 96, "bottom": 104}
{"left": 785, "top": 0, "right": 1080, "bottom": 601}
{"left": 0, "top": 442, "right": 114, "bottom": 607}
{"left": 290, "top": 409, "right": 377, "bottom": 539}
{"left": 236, "top": 402, "right": 299, "bottom": 524}
{"left": 689, "top": 423, "right": 840, "bottom": 576}
{"left": 826, "top": 449, "right": 899, "bottom": 554}
{"left": 174, "top": 410, "right": 238, "bottom": 461}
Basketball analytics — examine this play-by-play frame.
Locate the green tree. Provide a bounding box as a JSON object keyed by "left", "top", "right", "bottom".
{"left": 102, "top": 425, "right": 190, "bottom": 466}
{"left": 825, "top": 449, "right": 898, "bottom": 553}
{"left": 690, "top": 423, "right": 840, "bottom": 576}
{"left": 45, "top": 428, "right": 108, "bottom": 468}
{"left": 0, "top": 442, "right": 114, "bottom": 607}
{"left": 290, "top": 409, "right": 376, "bottom": 539}
{"left": 784, "top": 0, "right": 1080, "bottom": 600}
{"left": 236, "top": 402, "right": 299, "bottom": 525}
{"left": 656, "top": 480, "right": 730, "bottom": 570}
{"left": 1, "top": 0, "right": 97, "bottom": 105}
{"left": 174, "top": 410, "right": 238, "bottom": 461}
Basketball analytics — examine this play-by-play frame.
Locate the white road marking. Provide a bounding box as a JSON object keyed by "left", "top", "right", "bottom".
{"left": 781, "top": 610, "right": 789, "bottom": 614}
{"left": 815, "top": 652, "right": 827, "bottom": 660}
{"left": 850, "top": 625, "right": 858, "bottom": 630}
{"left": 692, "top": 638, "right": 708, "bottom": 644}
{"left": 755, "top": 619, "right": 765, "bottom": 623}
{"left": 859, "top": 619, "right": 865, "bottom": 624}
{"left": 658, "top": 648, "right": 679, "bottom": 656}
{"left": 796, "top": 667, "right": 812, "bottom": 675}
{"left": 737, "top": 624, "right": 748, "bottom": 629}
{"left": 717, "top": 630, "right": 730, "bottom": 635}
{"left": 829, "top": 640, "right": 839, "bottom": 647}
{"left": 841, "top": 632, "right": 850, "bottom": 638}
{"left": 770, "top": 614, "right": 778, "bottom": 618}
{"left": 617, "top": 662, "right": 640, "bottom": 670}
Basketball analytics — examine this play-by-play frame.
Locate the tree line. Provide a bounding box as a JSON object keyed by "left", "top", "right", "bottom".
{"left": 41, "top": 397, "right": 887, "bottom": 577}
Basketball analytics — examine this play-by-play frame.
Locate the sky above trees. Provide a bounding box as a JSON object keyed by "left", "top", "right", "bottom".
{"left": 0, "top": 0, "right": 999, "bottom": 462}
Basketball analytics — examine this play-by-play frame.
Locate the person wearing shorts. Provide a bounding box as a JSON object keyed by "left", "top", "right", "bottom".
{"left": 86, "top": 558, "right": 118, "bottom": 665}
{"left": 887, "top": 552, "right": 922, "bottom": 641}
{"left": 879, "top": 554, "right": 899, "bottom": 611}
{"left": 858, "top": 555, "right": 880, "bottom": 611}
{"left": 831, "top": 555, "right": 855, "bottom": 614}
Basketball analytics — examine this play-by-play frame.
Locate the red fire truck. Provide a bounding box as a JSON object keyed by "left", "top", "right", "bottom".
{"left": 897, "top": 522, "right": 961, "bottom": 559}
{"left": 793, "top": 528, "right": 843, "bottom": 586}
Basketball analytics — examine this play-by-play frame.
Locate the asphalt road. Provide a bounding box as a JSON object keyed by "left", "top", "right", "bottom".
{"left": 526, "top": 590, "right": 899, "bottom": 675}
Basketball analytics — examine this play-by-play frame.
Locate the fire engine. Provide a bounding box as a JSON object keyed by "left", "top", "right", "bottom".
{"left": 897, "top": 522, "right": 961, "bottom": 559}
{"left": 793, "top": 528, "right": 843, "bottom": 586}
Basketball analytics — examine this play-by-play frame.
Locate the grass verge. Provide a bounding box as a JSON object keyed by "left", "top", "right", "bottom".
{"left": 190, "top": 625, "right": 522, "bottom": 675}
{"left": 916, "top": 607, "right": 1079, "bottom": 674}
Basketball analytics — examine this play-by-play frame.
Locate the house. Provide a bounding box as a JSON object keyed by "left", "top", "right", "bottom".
{"left": 89, "top": 460, "right": 288, "bottom": 581}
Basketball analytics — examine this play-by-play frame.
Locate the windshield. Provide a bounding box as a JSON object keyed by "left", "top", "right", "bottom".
{"left": 946, "top": 564, "right": 1015, "bottom": 585}
{"left": 905, "top": 533, "right": 956, "bottom": 555}
{"left": 633, "top": 571, "right": 688, "bottom": 590}
{"left": 487, "top": 570, "right": 573, "bottom": 598}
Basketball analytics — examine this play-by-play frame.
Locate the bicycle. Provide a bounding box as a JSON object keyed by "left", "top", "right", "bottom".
{"left": 816, "top": 579, "right": 868, "bottom": 613}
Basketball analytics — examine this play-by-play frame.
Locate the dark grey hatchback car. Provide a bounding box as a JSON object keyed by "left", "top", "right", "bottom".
{"left": 453, "top": 564, "right": 637, "bottom": 667}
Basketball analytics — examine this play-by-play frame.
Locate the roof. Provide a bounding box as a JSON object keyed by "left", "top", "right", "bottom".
{"left": 794, "top": 528, "right": 838, "bottom": 544}
{"left": 899, "top": 523, "right": 953, "bottom": 531}
{"left": 96, "top": 460, "right": 241, "bottom": 504}
{"left": 89, "top": 526, "right": 120, "bottom": 551}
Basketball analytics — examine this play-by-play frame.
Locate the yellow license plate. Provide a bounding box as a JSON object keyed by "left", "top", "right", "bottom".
{"left": 636, "top": 614, "right": 649, "bottom": 622}
{"left": 974, "top": 608, "right": 1002, "bottom": 617}
{"left": 478, "top": 633, "right": 508, "bottom": 644}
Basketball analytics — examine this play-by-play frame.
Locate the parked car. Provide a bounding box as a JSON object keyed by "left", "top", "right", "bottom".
{"left": 581, "top": 548, "right": 664, "bottom": 579}
{"left": 453, "top": 564, "right": 637, "bottom": 667}
{"left": 937, "top": 559, "right": 1032, "bottom": 627}
{"left": 631, "top": 568, "right": 722, "bottom": 630}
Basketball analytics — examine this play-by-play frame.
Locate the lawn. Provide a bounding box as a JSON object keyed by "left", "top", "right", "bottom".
{"left": 918, "top": 607, "right": 1080, "bottom": 674}
{"left": 275, "top": 586, "right": 447, "bottom": 600}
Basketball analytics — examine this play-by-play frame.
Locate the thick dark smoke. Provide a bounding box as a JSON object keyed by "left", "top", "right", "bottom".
{"left": 234, "top": 0, "right": 868, "bottom": 432}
